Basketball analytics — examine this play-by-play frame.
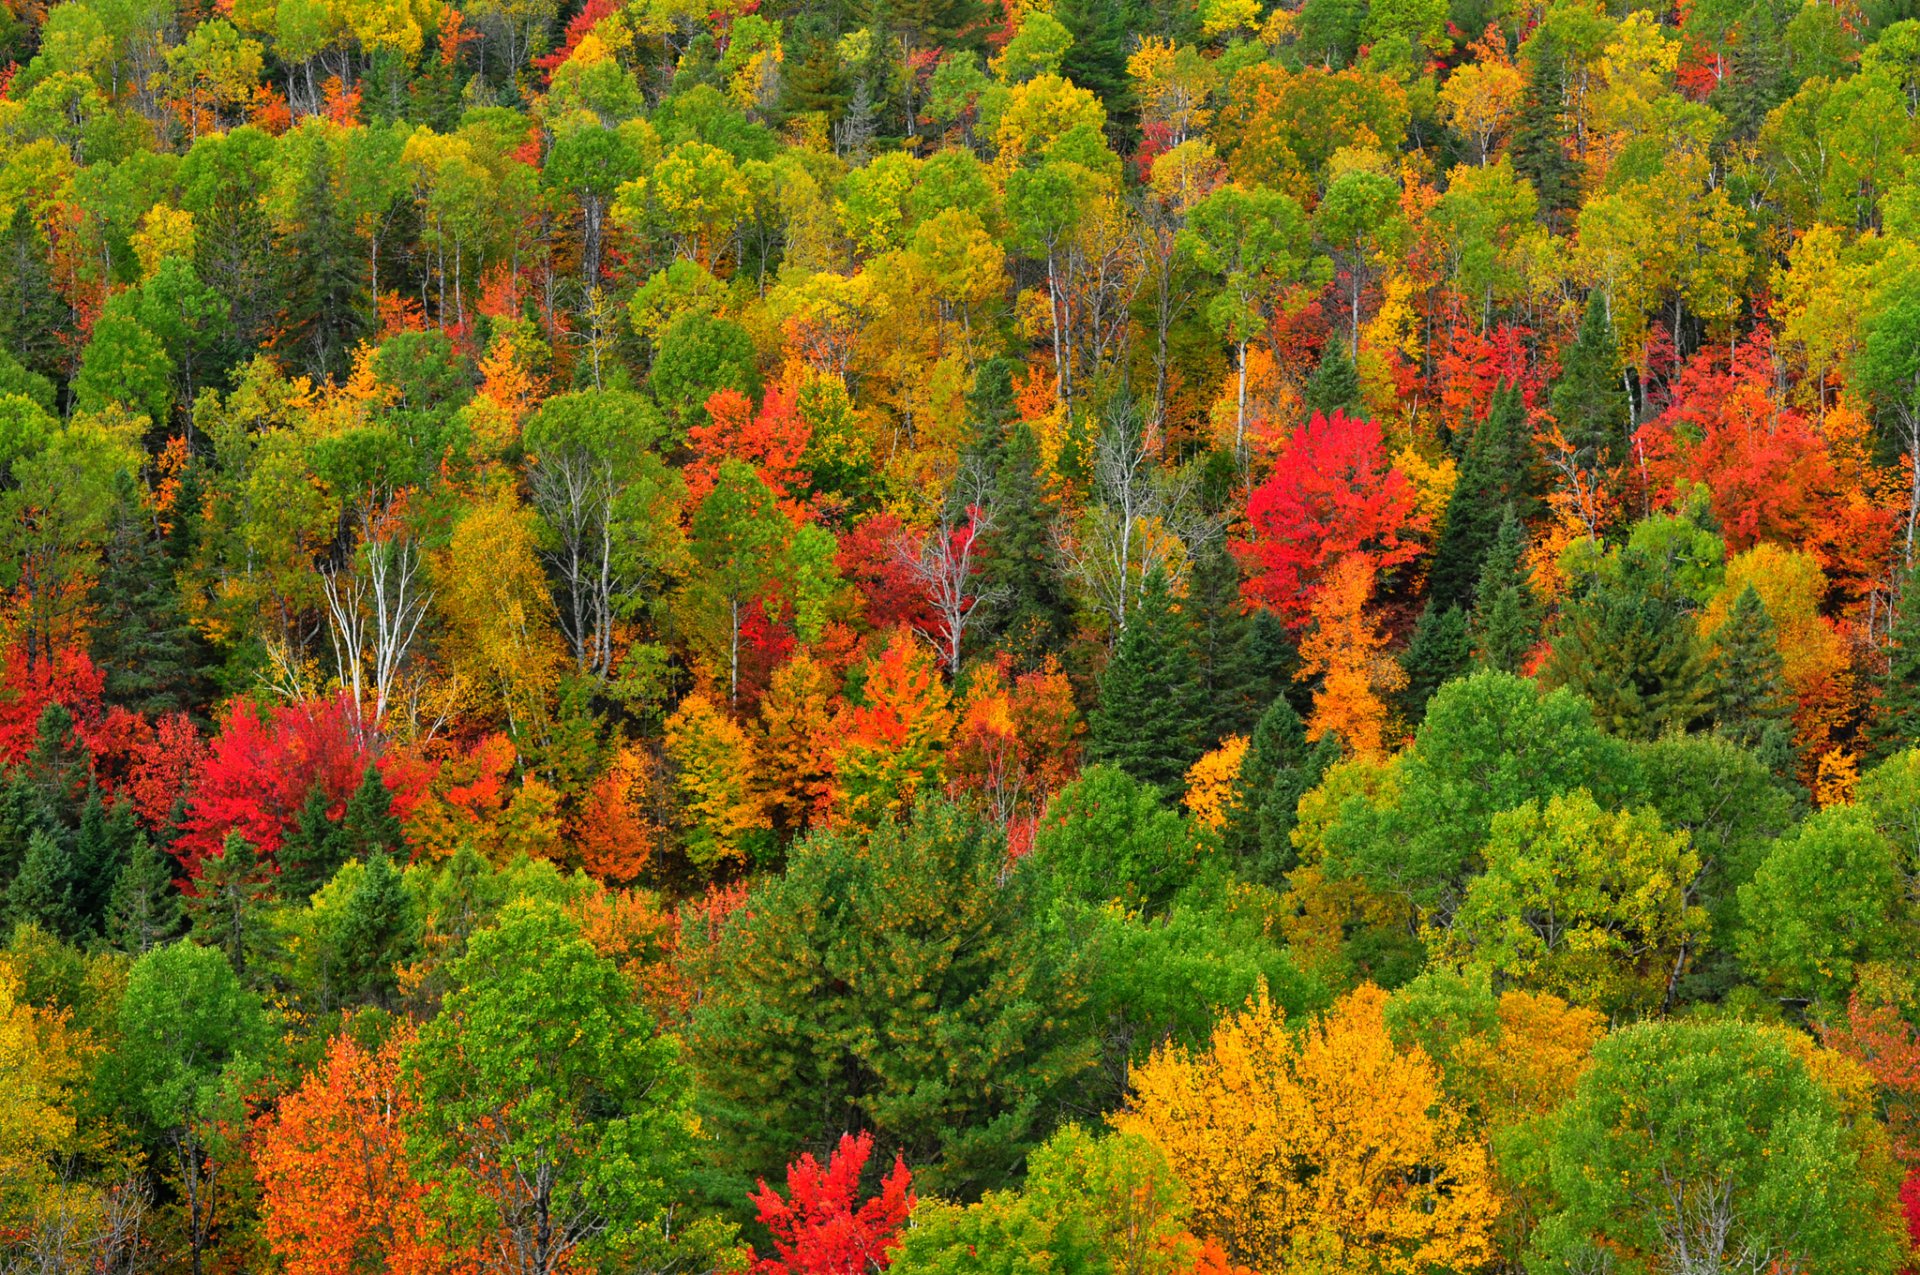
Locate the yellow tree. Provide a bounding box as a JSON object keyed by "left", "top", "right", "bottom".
{"left": 435, "top": 486, "right": 563, "bottom": 736}
{"left": 1117, "top": 985, "right": 1499, "bottom": 1274}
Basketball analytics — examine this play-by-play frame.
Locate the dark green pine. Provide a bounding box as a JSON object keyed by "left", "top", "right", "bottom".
{"left": 1088, "top": 569, "right": 1204, "bottom": 793}
{"left": 983, "top": 419, "right": 1072, "bottom": 668}
{"left": 1709, "top": 585, "right": 1796, "bottom": 753}
{"left": 8, "top": 830, "right": 78, "bottom": 939}
{"left": 1470, "top": 508, "right": 1539, "bottom": 674}
{"left": 187, "top": 832, "right": 277, "bottom": 983}
{"left": 276, "top": 782, "right": 341, "bottom": 904}
{"left": 1303, "top": 339, "right": 1362, "bottom": 418}
{"left": 90, "top": 473, "right": 209, "bottom": 719}
{"left": 1510, "top": 23, "right": 1581, "bottom": 229}
{"left": 106, "top": 832, "right": 186, "bottom": 955}
{"left": 279, "top": 135, "right": 369, "bottom": 381}
{"left": 330, "top": 850, "right": 418, "bottom": 1010}
{"left": 338, "top": 764, "right": 404, "bottom": 862}
{"left": 1870, "top": 563, "right": 1920, "bottom": 759}
{"left": 1550, "top": 291, "right": 1631, "bottom": 470}
{"left": 1226, "top": 695, "right": 1340, "bottom": 887}
{"left": 1399, "top": 603, "right": 1471, "bottom": 726}
{"left": 1428, "top": 385, "right": 1536, "bottom": 613}
{"left": 1545, "top": 557, "right": 1710, "bottom": 741}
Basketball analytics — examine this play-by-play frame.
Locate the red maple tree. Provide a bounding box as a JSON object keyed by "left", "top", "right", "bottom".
{"left": 750, "top": 1132, "right": 914, "bottom": 1275}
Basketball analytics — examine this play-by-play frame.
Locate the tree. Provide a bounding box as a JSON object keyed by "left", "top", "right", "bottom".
{"left": 186, "top": 833, "right": 276, "bottom": 982}
{"left": 1549, "top": 291, "right": 1630, "bottom": 469}
{"left": 750, "top": 1132, "right": 915, "bottom": 1275}
{"left": 1545, "top": 548, "right": 1711, "bottom": 741}
{"left": 1235, "top": 411, "right": 1428, "bottom": 628}
{"left": 1089, "top": 569, "right": 1203, "bottom": 792}
{"left": 1302, "top": 339, "right": 1362, "bottom": 416}
{"left": 981, "top": 419, "right": 1072, "bottom": 666}
{"left": 1115, "top": 985, "right": 1499, "bottom": 1273}
{"left": 664, "top": 692, "right": 768, "bottom": 869}
{"left": 1736, "top": 806, "right": 1903, "bottom": 1006}
{"left": 1399, "top": 604, "right": 1470, "bottom": 725}
{"left": 1226, "top": 695, "right": 1337, "bottom": 886}
{"left": 691, "top": 799, "right": 1094, "bottom": 1199}
{"left": 89, "top": 474, "right": 207, "bottom": 718}
{"left": 1870, "top": 563, "right": 1920, "bottom": 757}
{"left": 1467, "top": 508, "right": 1536, "bottom": 673}
{"left": 1427, "top": 386, "right": 1534, "bottom": 614}
{"left": 1707, "top": 584, "right": 1795, "bottom": 755}
{"left": 896, "top": 465, "right": 1005, "bottom": 675}
{"left": 1511, "top": 18, "right": 1581, "bottom": 226}
{"left": 257, "top": 1024, "right": 469, "bottom": 1275}
{"left": 833, "top": 632, "right": 956, "bottom": 827}
{"left": 1297, "top": 554, "right": 1406, "bottom": 759}
{"left": 107, "top": 832, "right": 185, "bottom": 955}
{"left": 680, "top": 460, "right": 792, "bottom": 709}
{"left": 280, "top": 135, "right": 369, "bottom": 380}
{"left": 330, "top": 851, "right": 417, "bottom": 1010}
{"left": 1034, "top": 766, "right": 1213, "bottom": 914}
{"left": 1535, "top": 1019, "right": 1903, "bottom": 1275}
{"left": 7, "top": 831, "right": 77, "bottom": 939}
{"left": 114, "top": 941, "right": 264, "bottom": 1275}
{"left": 1439, "top": 793, "right": 1707, "bottom": 1016}
{"left": 407, "top": 898, "right": 699, "bottom": 1275}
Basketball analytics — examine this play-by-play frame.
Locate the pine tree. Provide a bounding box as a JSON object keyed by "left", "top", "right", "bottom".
{"left": 280, "top": 135, "right": 368, "bottom": 381}
{"left": 1399, "top": 603, "right": 1471, "bottom": 725}
{"left": 1545, "top": 554, "right": 1710, "bottom": 740}
{"left": 1427, "top": 385, "right": 1536, "bottom": 612}
{"left": 1211, "top": 607, "right": 1299, "bottom": 742}
{"left": 983, "top": 419, "right": 1072, "bottom": 667}
{"left": 1088, "top": 569, "right": 1204, "bottom": 792}
{"left": 0, "top": 205, "right": 65, "bottom": 384}
{"left": 1872, "top": 565, "right": 1920, "bottom": 759}
{"left": 24, "top": 702, "right": 86, "bottom": 831}
{"left": 1303, "top": 340, "right": 1362, "bottom": 417}
{"left": 0, "top": 770, "right": 43, "bottom": 895}
{"left": 1226, "top": 695, "right": 1339, "bottom": 886}
{"left": 276, "top": 782, "right": 340, "bottom": 903}
{"left": 1550, "top": 291, "right": 1631, "bottom": 470}
{"left": 107, "top": 833, "right": 186, "bottom": 955}
{"left": 1709, "top": 585, "right": 1796, "bottom": 753}
{"left": 71, "top": 782, "right": 137, "bottom": 934}
{"left": 8, "top": 830, "right": 77, "bottom": 938}
{"left": 90, "top": 474, "right": 208, "bottom": 718}
{"left": 331, "top": 851, "right": 418, "bottom": 1010}
{"left": 337, "top": 764, "right": 404, "bottom": 861}
{"left": 1189, "top": 540, "right": 1284, "bottom": 746}
{"left": 1470, "top": 508, "right": 1539, "bottom": 673}
{"left": 1510, "top": 22, "right": 1580, "bottom": 230}
{"left": 187, "top": 832, "right": 276, "bottom": 982}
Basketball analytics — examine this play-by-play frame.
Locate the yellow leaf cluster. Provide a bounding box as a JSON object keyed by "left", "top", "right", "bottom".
{"left": 1117, "top": 985, "right": 1500, "bottom": 1275}
{"left": 1183, "top": 735, "right": 1248, "bottom": 832}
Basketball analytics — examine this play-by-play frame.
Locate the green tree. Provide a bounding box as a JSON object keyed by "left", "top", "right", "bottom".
{"left": 1399, "top": 603, "right": 1471, "bottom": 725}
{"left": 1302, "top": 339, "right": 1362, "bottom": 416}
{"left": 1707, "top": 584, "right": 1795, "bottom": 755}
{"left": 679, "top": 459, "right": 793, "bottom": 708}
{"left": 1468, "top": 507, "right": 1538, "bottom": 673}
{"left": 690, "top": 799, "right": 1093, "bottom": 1200}
{"left": 106, "top": 831, "right": 185, "bottom": 956}
{"left": 1869, "top": 562, "right": 1920, "bottom": 757}
{"left": 329, "top": 851, "right": 417, "bottom": 1010}
{"left": 981, "top": 418, "right": 1071, "bottom": 668}
{"left": 336, "top": 763, "right": 403, "bottom": 861}
{"left": 7, "top": 830, "right": 77, "bottom": 939}
{"left": 115, "top": 941, "right": 264, "bottom": 1275}
{"left": 89, "top": 473, "right": 208, "bottom": 717}
{"left": 408, "top": 898, "right": 701, "bottom": 1275}
{"left": 275, "top": 783, "right": 341, "bottom": 904}
{"left": 1549, "top": 290, "right": 1631, "bottom": 469}
{"left": 1544, "top": 543, "right": 1710, "bottom": 740}
{"left": 1736, "top": 805, "right": 1903, "bottom": 1005}
{"left": 1428, "top": 386, "right": 1536, "bottom": 613}
{"left": 1510, "top": 19, "right": 1582, "bottom": 227}
{"left": 1033, "top": 766, "right": 1211, "bottom": 913}
{"left": 1226, "top": 694, "right": 1338, "bottom": 886}
{"left": 71, "top": 295, "right": 175, "bottom": 424}
{"left": 1533, "top": 1019, "right": 1902, "bottom": 1275}
{"left": 279, "top": 133, "right": 368, "bottom": 380}
{"left": 1440, "top": 792, "right": 1705, "bottom": 1016}
{"left": 186, "top": 833, "right": 276, "bottom": 983}
{"left": 1088, "top": 569, "right": 1203, "bottom": 793}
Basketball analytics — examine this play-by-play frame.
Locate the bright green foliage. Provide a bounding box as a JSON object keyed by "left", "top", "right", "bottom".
{"left": 1533, "top": 1019, "right": 1902, "bottom": 1275}
{"left": 1440, "top": 792, "right": 1705, "bottom": 1016}
{"left": 1737, "top": 806, "right": 1903, "bottom": 1005}
{"left": 1088, "top": 570, "right": 1203, "bottom": 793}
{"left": 690, "top": 799, "right": 1094, "bottom": 1200}
{"left": 408, "top": 898, "right": 699, "bottom": 1272}
{"left": 1226, "top": 694, "right": 1338, "bottom": 886}
{"left": 1033, "top": 766, "right": 1213, "bottom": 912}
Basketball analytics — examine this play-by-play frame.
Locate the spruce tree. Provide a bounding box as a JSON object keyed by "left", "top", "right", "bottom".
{"left": 276, "top": 782, "right": 341, "bottom": 903}
{"left": 1189, "top": 540, "right": 1284, "bottom": 745}
{"left": 71, "top": 782, "right": 137, "bottom": 933}
{"left": 337, "top": 764, "right": 404, "bottom": 861}
{"left": 1428, "top": 385, "right": 1536, "bottom": 612}
{"left": 1088, "top": 569, "right": 1203, "bottom": 793}
{"left": 1550, "top": 291, "right": 1631, "bottom": 470}
{"left": 1470, "top": 508, "right": 1539, "bottom": 673}
{"left": 1226, "top": 695, "right": 1340, "bottom": 886}
{"left": 982, "top": 419, "right": 1070, "bottom": 668}
{"left": 106, "top": 833, "right": 185, "bottom": 955}
{"left": 1544, "top": 552, "right": 1710, "bottom": 740}
{"left": 280, "top": 135, "right": 368, "bottom": 380}
{"left": 331, "top": 851, "right": 418, "bottom": 1010}
{"left": 1708, "top": 585, "right": 1795, "bottom": 752}
{"left": 1400, "top": 603, "right": 1471, "bottom": 725}
{"left": 24, "top": 703, "right": 86, "bottom": 830}
{"left": 0, "top": 769, "right": 42, "bottom": 894}
{"left": 1303, "top": 340, "right": 1362, "bottom": 417}
{"left": 1870, "top": 563, "right": 1920, "bottom": 759}
{"left": 90, "top": 474, "right": 208, "bottom": 718}
{"left": 1510, "top": 23, "right": 1580, "bottom": 229}
{"left": 1211, "top": 607, "right": 1298, "bottom": 741}
{"left": 187, "top": 832, "right": 276, "bottom": 982}
{"left": 7, "top": 831, "right": 77, "bottom": 938}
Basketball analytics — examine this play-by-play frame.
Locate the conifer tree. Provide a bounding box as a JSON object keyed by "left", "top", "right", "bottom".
{"left": 1226, "top": 696, "right": 1339, "bottom": 886}
{"left": 332, "top": 851, "right": 418, "bottom": 1010}
{"left": 1399, "top": 603, "right": 1471, "bottom": 725}
{"left": 983, "top": 419, "right": 1070, "bottom": 667}
{"left": 337, "top": 764, "right": 404, "bottom": 862}
{"left": 0, "top": 769, "right": 42, "bottom": 894}
{"left": 90, "top": 475, "right": 207, "bottom": 718}
{"left": 188, "top": 832, "right": 277, "bottom": 982}
{"left": 1427, "top": 385, "right": 1535, "bottom": 612}
{"left": 7, "top": 830, "right": 77, "bottom": 938}
{"left": 1870, "top": 564, "right": 1920, "bottom": 759}
{"left": 24, "top": 703, "right": 86, "bottom": 830}
{"left": 1303, "top": 340, "right": 1362, "bottom": 417}
{"left": 1550, "top": 292, "right": 1631, "bottom": 469}
{"left": 280, "top": 136, "right": 368, "bottom": 380}
{"left": 1511, "top": 23, "right": 1580, "bottom": 229}
{"left": 1470, "top": 508, "right": 1538, "bottom": 673}
{"left": 276, "top": 783, "right": 340, "bottom": 904}
{"left": 1709, "top": 585, "right": 1796, "bottom": 753}
{"left": 1545, "top": 553, "right": 1709, "bottom": 740}
{"left": 107, "top": 833, "right": 186, "bottom": 955}
{"left": 71, "top": 782, "right": 138, "bottom": 933}
{"left": 1089, "top": 570, "right": 1203, "bottom": 792}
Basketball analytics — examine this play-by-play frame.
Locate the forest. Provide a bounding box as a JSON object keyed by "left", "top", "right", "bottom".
{"left": 4, "top": 0, "right": 1920, "bottom": 1266}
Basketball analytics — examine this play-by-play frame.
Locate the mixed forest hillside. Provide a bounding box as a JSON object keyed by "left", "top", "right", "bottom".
{"left": 6, "top": 0, "right": 1920, "bottom": 1267}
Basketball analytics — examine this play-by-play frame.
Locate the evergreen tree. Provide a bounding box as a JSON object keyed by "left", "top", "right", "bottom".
{"left": 331, "top": 851, "right": 418, "bottom": 1010}
{"left": 1550, "top": 291, "right": 1631, "bottom": 470}
{"left": 1088, "top": 569, "right": 1204, "bottom": 792}
{"left": 0, "top": 206, "right": 64, "bottom": 384}
{"left": 1469, "top": 508, "right": 1539, "bottom": 673}
{"left": 1211, "top": 607, "right": 1299, "bottom": 741}
{"left": 7, "top": 830, "right": 77, "bottom": 938}
{"left": 1399, "top": 603, "right": 1471, "bottom": 725}
{"left": 0, "top": 769, "right": 43, "bottom": 894}
{"left": 1188, "top": 540, "right": 1291, "bottom": 745}
{"left": 1427, "top": 385, "right": 1536, "bottom": 612}
{"left": 982, "top": 419, "right": 1072, "bottom": 668}
{"left": 1056, "top": 0, "right": 1135, "bottom": 131}
{"left": 337, "top": 764, "right": 403, "bottom": 861}
{"left": 275, "top": 782, "right": 340, "bottom": 903}
{"left": 23, "top": 703, "right": 86, "bottom": 831}
{"left": 1870, "top": 563, "right": 1920, "bottom": 759}
{"left": 1544, "top": 551, "right": 1710, "bottom": 740}
{"left": 71, "top": 782, "right": 138, "bottom": 933}
{"left": 107, "top": 833, "right": 186, "bottom": 955}
{"left": 1709, "top": 585, "right": 1796, "bottom": 753}
{"left": 89, "top": 474, "right": 208, "bottom": 718}
{"left": 1510, "top": 23, "right": 1580, "bottom": 229}
{"left": 1226, "top": 695, "right": 1340, "bottom": 886}
{"left": 280, "top": 135, "right": 368, "bottom": 380}
{"left": 187, "top": 832, "right": 276, "bottom": 982}
{"left": 1303, "top": 340, "right": 1362, "bottom": 417}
